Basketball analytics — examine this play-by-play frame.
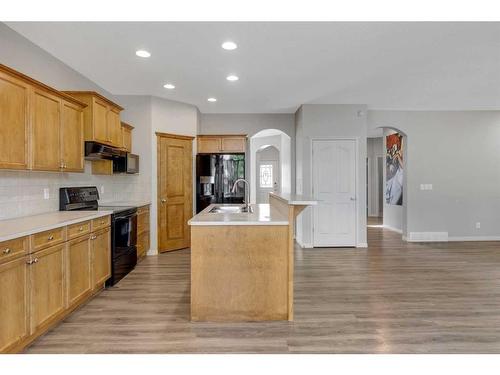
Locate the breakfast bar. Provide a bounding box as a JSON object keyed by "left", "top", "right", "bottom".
{"left": 188, "top": 193, "right": 316, "bottom": 322}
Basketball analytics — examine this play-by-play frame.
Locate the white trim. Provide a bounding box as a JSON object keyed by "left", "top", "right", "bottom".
{"left": 310, "top": 137, "right": 359, "bottom": 248}
{"left": 357, "top": 242, "right": 368, "bottom": 248}
{"left": 448, "top": 236, "right": 500, "bottom": 242}
{"left": 383, "top": 225, "right": 403, "bottom": 234}
{"left": 296, "top": 238, "right": 313, "bottom": 248}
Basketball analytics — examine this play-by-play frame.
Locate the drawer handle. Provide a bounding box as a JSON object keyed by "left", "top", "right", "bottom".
{"left": 26, "top": 258, "right": 38, "bottom": 265}
{"left": 3, "top": 248, "right": 11, "bottom": 255}
{"left": 79, "top": 226, "right": 84, "bottom": 231}
{"left": 100, "top": 220, "right": 105, "bottom": 225}
{"left": 47, "top": 235, "right": 54, "bottom": 241}
{"left": 34, "top": 258, "right": 38, "bottom": 263}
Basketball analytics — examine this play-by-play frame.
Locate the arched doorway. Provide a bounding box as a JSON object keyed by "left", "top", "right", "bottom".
{"left": 249, "top": 129, "right": 291, "bottom": 204}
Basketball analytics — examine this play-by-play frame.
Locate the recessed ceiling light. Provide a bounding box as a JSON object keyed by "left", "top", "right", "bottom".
{"left": 135, "top": 50, "right": 151, "bottom": 58}
{"left": 226, "top": 75, "right": 239, "bottom": 82}
{"left": 221, "top": 41, "right": 237, "bottom": 50}
{"left": 163, "top": 83, "right": 175, "bottom": 89}
{"left": 207, "top": 97, "right": 217, "bottom": 102}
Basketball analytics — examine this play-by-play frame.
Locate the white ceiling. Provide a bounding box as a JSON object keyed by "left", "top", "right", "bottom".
{"left": 6, "top": 22, "right": 500, "bottom": 113}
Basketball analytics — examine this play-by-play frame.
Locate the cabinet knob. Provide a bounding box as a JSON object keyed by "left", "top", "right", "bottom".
{"left": 48, "top": 235, "right": 54, "bottom": 241}
{"left": 161, "top": 198, "right": 167, "bottom": 203}
{"left": 34, "top": 258, "right": 39, "bottom": 263}
{"left": 79, "top": 226, "right": 84, "bottom": 231}
{"left": 3, "top": 248, "right": 11, "bottom": 255}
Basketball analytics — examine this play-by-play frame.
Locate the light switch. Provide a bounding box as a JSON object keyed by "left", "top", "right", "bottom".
{"left": 420, "top": 184, "right": 425, "bottom": 190}
{"left": 43, "top": 188, "right": 50, "bottom": 200}
{"left": 100, "top": 185, "right": 105, "bottom": 195}
{"left": 427, "top": 184, "right": 433, "bottom": 190}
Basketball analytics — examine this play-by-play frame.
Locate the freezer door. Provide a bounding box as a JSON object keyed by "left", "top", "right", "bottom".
{"left": 220, "top": 154, "right": 245, "bottom": 203}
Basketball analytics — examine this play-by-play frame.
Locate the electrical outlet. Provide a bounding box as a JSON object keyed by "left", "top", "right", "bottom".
{"left": 476, "top": 222, "right": 481, "bottom": 229}
{"left": 43, "top": 188, "right": 50, "bottom": 200}
{"left": 100, "top": 185, "right": 105, "bottom": 195}
{"left": 427, "top": 184, "right": 433, "bottom": 190}
{"left": 420, "top": 184, "right": 425, "bottom": 190}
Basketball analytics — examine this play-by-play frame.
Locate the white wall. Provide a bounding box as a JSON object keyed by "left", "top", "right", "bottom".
{"left": 295, "top": 104, "right": 368, "bottom": 247}
{"left": 369, "top": 110, "right": 500, "bottom": 240}
{"left": 367, "top": 137, "right": 384, "bottom": 217}
{"left": 0, "top": 23, "right": 149, "bottom": 220}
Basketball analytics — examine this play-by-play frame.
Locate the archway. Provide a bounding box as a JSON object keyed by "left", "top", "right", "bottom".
{"left": 249, "top": 129, "right": 291, "bottom": 204}
{"left": 367, "top": 126, "right": 408, "bottom": 240}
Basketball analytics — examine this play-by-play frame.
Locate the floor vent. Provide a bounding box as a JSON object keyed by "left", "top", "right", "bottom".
{"left": 408, "top": 232, "right": 448, "bottom": 242}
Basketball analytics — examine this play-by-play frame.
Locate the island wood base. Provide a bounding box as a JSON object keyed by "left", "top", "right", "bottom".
{"left": 191, "top": 225, "right": 290, "bottom": 321}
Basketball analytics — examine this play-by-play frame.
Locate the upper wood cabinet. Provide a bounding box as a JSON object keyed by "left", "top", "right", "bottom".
{"left": 0, "top": 64, "right": 86, "bottom": 173}
{"left": 197, "top": 135, "right": 247, "bottom": 154}
{"left": 0, "top": 69, "right": 30, "bottom": 170}
{"left": 63, "top": 91, "right": 124, "bottom": 148}
{"left": 121, "top": 122, "right": 134, "bottom": 152}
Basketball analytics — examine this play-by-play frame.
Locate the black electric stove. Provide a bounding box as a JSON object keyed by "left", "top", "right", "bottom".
{"left": 59, "top": 186, "right": 137, "bottom": 286}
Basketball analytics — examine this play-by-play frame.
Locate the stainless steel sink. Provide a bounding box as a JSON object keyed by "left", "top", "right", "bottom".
{"left": 208, "top": 205, "right": 253, "bottom": 214}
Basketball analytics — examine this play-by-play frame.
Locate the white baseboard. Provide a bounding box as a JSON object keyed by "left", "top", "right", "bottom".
{"left": 448, "top": 236, "right": 500, "bottom": 242}
{"left": 146, "top": 248, "right": 158, "bottom": 256}
{"left": 383, "top": 225, "right": 403, "bottom": 234}
{"left": 357, "top": 242, "right": 368, "bottom": 248}
{"left": 407, "top": 232, "right": 448, "bottom": 242}
{"left": 296, "top": 238, "right": 313, "bottom": 248}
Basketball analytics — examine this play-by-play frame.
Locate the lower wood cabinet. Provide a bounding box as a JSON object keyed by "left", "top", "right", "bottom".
{"left": 0, "top": 217, "right": 111, "bottom": 353}
{"left": 92, "top": 227, "right": 111, "bottom": 289}
{"left": 67, "top": 235, "right": 92, "bottom": 308}
{"left": 29, "top": 243, "right": 66, "bottom": 335}
{"left": 0, "top": 257, "right": 29, "bottom": 353}
{"left": 137, "top": 205, "right": 150, "bottom": 259}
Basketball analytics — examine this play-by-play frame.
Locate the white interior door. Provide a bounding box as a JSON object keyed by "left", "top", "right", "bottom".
{"left": 257, "top": 160, "right": 280, "bottom": 203}
{"left": 312, "top": 139, "right": 357, "bottom": 247}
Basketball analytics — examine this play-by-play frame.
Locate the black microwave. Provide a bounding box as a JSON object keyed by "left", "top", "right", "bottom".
{"left": 113, "top": 153, "right": 139, "bottom": 174}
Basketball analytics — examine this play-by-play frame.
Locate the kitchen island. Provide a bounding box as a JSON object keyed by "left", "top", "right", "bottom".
{"left": 188, "top": 193, "right": 316, "bottom": 322}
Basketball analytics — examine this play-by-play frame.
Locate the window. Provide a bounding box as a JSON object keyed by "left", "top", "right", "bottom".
{"left": 259, "top": 164, "right": 273, "bottom": 188}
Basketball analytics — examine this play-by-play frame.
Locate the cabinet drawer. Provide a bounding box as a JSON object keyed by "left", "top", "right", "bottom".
{"left": 0, "top": 237, "right": 28, "bottom": 264}
{"left": 30, "top": 227, "right": 66, "bottom": 252}
{"left": 91, "top": 216, "right": 110, "bottom": 231}
{"left": 67, "top": 221, "right": 91, "bottom": 240}
{"left": 137, "top": 205, "right": 150, "bottom": 215}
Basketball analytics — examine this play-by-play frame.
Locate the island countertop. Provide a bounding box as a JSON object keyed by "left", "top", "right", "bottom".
{"left": 188, "top": 204, "right": 289, "bottom": 226}
{"left": 269, "top": 192, "right": 318, "bottom": 205}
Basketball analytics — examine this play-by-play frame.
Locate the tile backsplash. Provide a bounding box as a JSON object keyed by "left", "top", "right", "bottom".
{"left": 0, "top": 161, "right": 150, "bottom": 220}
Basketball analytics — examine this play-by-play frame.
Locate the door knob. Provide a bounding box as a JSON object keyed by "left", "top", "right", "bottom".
{"left": 161, "top": 198, "right": 167, "bottom": 203}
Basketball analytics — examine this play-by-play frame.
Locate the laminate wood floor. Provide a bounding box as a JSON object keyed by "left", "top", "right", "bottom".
{"left": 25, "top": 218, "right": 500, "bottom": 353}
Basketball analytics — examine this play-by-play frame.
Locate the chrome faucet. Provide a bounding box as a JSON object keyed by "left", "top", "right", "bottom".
{"left": 231, "top": 178, "right": 251, "bottom": 211}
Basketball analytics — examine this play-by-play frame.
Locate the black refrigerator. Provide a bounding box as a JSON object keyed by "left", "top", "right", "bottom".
{"left": 196, "top": 154, "right": 245, "bottom": 213}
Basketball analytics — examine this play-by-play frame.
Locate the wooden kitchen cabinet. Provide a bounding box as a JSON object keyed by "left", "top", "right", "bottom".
{"left": 63, "top": 91, "right": 124, "bottom": 148}
{"left": 121, "top": 122, "right": 134, "bottom": 152}
{"left": 91, "top": 227, "right": 111, "bottom": 290}
{"left": 137, "top": 205, "right": 150, "bottom": 259}
{"left": 31, "top": 88, "right": 62, "bottom": 171}
{"left": 0, "top": 64, "right": 86, "bottom": 173}
{"left": 197, "top": 135, "right": 247, "bottom": 154}
{"left": 67, "top": 235, "right": 92, "bottom": 308}
{"left": 29, "top": 243, "right": 66, "bottom": 335}
{"left": 0, "top": 257, "right": 29, "bottom": 353}
{"left": 61, "top": 100, "right": 85, "bottom": 172}
{"left": 0, "top": 68, "right": 30, "bottom": 170}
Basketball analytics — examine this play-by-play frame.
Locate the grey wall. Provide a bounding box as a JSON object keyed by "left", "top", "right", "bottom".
{"left": 295, "top": 104, "right": 368, "bottom": 247}
{"left": 369, "top": 110, "right": 500, "bottom": 240}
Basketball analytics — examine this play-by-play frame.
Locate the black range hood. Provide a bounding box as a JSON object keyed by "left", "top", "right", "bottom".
{"left": 84, "top": 141, "right": 123, "bottom": 160}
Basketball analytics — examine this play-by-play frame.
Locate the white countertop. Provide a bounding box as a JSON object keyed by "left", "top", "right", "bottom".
{"left": 269, "top": 192, "right": 318, "bottom": 205}
{"left": 188, "top": 204, "right": 289, "bottom": 226}
{"left": 0, "top": 211, "right": 113, "bottom": 242}
{"left": 99, "top": 200, "right": 151, "bottom": 207}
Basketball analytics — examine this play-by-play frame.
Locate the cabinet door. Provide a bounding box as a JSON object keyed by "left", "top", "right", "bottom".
{"left": 221, "top": 137, "right": 246, "bottom": 153}
{"left": 0, "top": 257, "right": 29, "bottom": 352}
{"left": 91, "top": 228, "right": 111, "bottom": 289}
{"left": 29, "top": 244, "right": 66, "bottom": 335}
{"left": 197, "top": 137, "right": 221, "bottom": 153}
{"left": 107, "top": 107, "right": 121, "bottom": 147}
{"left": 0, "top": 70, "right": 30, "bottom": 170}
{"left": 122, "top": 127, "right": 132, "bottom": 151}
{"left": 67, "top": 235, "right": 92, "bottom": 308}
{"left": 31, "top": 88, "right": 61, "bottom": 171}
{"left": 61, "top": 100, "right": 84, "bottom": 172}
{"left": 92, "top": 98, "right": 108, "bottom": 144}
